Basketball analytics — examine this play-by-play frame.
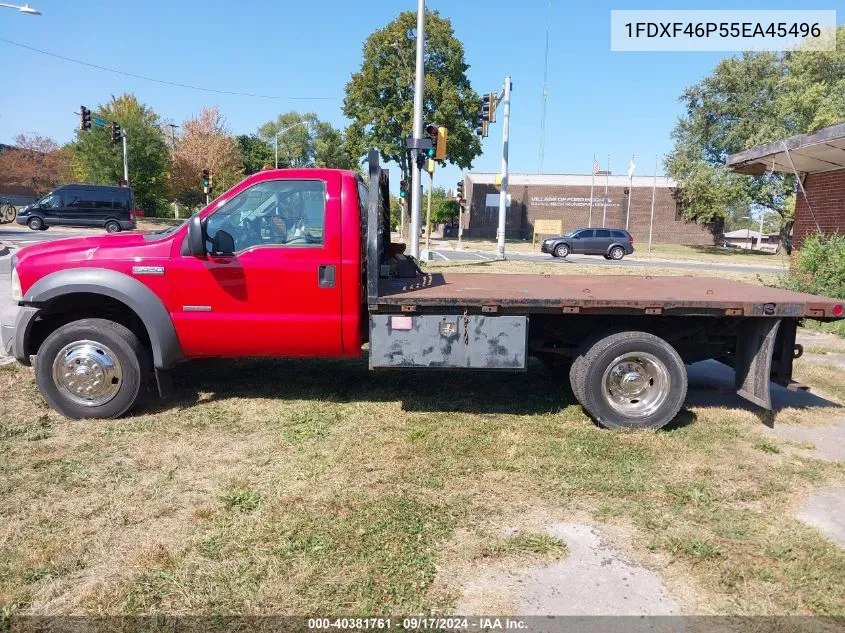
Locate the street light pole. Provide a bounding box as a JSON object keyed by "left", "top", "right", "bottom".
{"left": 409, "top": 0, "right": 426, "bottom": 260}
{"left": 121, "top": 130, "right": 129, "bottom": 187}
{"left": 274, "top": 120, "right": 309, "bottom": 169}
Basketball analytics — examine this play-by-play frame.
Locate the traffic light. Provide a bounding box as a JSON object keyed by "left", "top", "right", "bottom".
{"left": 80, "top": 106, "right": 91, "bottom": 131}
{"left": 425, "top": 158, "right": 435, "bottom": 175}
{"left": 202, "top": 169, "right": 210, "bottom": 194}
{"left": 484, "top": 92, "right": 496, "bottom": 123}
{"left": 399, "top": 180, "right": 407, "bottom": 199}
{"left": 425, "top": 124, "right": 448, "bottom": 161}
{"left": 111, "top": 122, "right": 122, "bottom": 144}
{"left": 456, "top": 180, "right": 464, "bottom": 201}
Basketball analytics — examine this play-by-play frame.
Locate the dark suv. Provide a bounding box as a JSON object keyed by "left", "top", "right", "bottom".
{"left": 16, "top": 184, "right": 137, "bottom": 232}
{"left": 541, "top": 228, "right": 634, "bottom": 260}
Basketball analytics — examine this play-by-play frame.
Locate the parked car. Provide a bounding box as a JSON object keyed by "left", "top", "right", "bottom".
{"left": 541, "top": 228, "right": 634, "bottom": 260}
{"left": 16, "top": 184, "right": 137, "bottom": 233}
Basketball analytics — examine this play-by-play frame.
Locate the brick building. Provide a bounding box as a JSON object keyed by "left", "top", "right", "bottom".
{"left": 728, "top": 123, "right": 845, "bottom": 248}
{"left": 462, "top": 173, "right": 719, "bottom": 245}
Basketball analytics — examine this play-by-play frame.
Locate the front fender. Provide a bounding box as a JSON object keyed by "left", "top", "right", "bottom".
{"left": 23, "top": 267, "right": 184, "bottom": 369}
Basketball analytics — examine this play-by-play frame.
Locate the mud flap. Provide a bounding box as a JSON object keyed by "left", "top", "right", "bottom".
{"left": 734, "top": 318, "right": 781, "bottom": 409}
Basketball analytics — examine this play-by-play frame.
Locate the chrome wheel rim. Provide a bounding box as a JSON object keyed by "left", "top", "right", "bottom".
{"left": 52, "top": 340, "right": 123, "bottom": 407}
{"left": 106, "top": 223, "right": 118, "bottom": 233}
{"left": 611, "top": 247, "right": 623, "bottom": 259}
{"left": 556, "top": 245, "right": 568, "bottom": 257}
{"left": 601, "top": 352, "right": 670, "bottom": 419}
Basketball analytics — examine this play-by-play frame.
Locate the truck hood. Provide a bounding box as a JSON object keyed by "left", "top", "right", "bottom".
{"left": 16, "top": 231, "right": 175, "bottom": 264}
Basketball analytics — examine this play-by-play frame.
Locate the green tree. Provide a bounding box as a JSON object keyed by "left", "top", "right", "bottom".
{"left": 237, "top": 134, "right": 274, "bottom": 175}
{"left": 666, "top": 26, "right": 845, "bottom": 236}
{"left": 70, "top": 94, "right": 170, "bottom": 216}
{"left": 257, "top": 112, "right": 357, "bottom": 170}
{"left": 343, "top": 10, "right": 482, "bottom": 197}
{"left": 426, "top": 186, "right": 459, "bottom": 225}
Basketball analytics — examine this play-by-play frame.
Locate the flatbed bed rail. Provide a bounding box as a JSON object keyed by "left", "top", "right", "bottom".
{"left": 373, "top": 273, "right": 844, "bottom": 319}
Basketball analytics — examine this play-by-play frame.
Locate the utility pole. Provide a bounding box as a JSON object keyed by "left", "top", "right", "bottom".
{"left": 121, "top": 130, "right": 129, "bottom": 187}
{"left": 648, "top": 155, "right": 657, "bottom": 253}
{"left": 626, "top": 155, "right": 635, "bottom": 231}
{"left": 409, "top": 0, "right": 426, "bottom": 260}
{"left": 495, "top": 75, "right": 512, "bottom": 261}
{"left": 425, "top": 169, "right": 434, "bottom": 254}
{"left": 757, "top": 209, "right": 765, "bottom": 250}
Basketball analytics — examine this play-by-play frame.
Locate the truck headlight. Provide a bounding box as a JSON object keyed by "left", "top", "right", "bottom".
{"left": 11, "top": 268, "right": 21, "bottom": 302}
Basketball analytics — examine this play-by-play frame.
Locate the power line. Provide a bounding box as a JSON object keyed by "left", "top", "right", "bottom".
{"left": 0, "top": 37, "right": 338, "bottom": 101}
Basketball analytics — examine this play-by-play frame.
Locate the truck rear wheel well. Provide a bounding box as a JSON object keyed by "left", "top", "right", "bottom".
{"left": 27, "top": 293, "right": 153, "bottom": 361}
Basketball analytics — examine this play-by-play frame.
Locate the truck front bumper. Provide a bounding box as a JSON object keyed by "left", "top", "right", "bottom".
{"left": 0, "top": 303, "right": 38, "bottom": 366}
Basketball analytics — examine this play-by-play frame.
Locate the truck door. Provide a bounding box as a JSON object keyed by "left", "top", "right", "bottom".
{"left": 167, "top": 176, "right": 343, "bottom": 358}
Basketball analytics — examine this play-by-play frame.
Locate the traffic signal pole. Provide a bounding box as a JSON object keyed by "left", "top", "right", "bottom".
{"left": 409, "top": 0, "right": 426, "bottom": 260}
{"left": 495, "top": 75, "right": 511, "bottom": 261}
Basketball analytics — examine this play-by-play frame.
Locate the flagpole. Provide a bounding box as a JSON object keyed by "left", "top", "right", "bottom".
{"left": 588, "top": 154, "right": 595, "bottom": 228}
{"left": 648, "top": 155, "right": 657, "bottom": 253}
{"left": 602, "top": 154, "right": 609, "bottom": 228}
{"left": 626, "top": 154, "right": 635, "bottom": 231}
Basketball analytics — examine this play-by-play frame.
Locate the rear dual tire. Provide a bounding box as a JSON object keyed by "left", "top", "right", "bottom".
{"left": 569, "top": 331, "right": 686, "bottom": 430}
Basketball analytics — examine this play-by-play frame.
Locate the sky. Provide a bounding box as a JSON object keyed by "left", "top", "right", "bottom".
{"left": 0, "top": 0, "right": 841, "bottom": 192}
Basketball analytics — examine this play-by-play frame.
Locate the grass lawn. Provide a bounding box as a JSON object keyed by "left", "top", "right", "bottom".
{"left": 1, "top": 266, "right": 843, "bottom": 618}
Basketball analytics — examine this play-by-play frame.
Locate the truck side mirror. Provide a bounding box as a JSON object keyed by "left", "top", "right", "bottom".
{"left": 187, "top": 214, "right": 206, "bottom": 257}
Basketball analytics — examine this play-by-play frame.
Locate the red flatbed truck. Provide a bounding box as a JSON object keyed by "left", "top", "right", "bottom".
{"left": 2, "top": 152, "right": 843, "bottom": 428}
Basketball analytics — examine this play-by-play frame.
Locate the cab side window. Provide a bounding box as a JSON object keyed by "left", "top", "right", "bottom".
{"left": 205, "top": 179, "right": 326, "bottom": 255}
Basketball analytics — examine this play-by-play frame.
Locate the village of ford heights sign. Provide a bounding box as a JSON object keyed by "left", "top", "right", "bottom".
{"left": 531, "top": 196, "right": 621, "bottom": 208}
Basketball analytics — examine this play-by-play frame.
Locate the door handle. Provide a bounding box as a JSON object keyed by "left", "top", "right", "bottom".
{"left": 318, "top": 265, "right": 336, "bottom": 289}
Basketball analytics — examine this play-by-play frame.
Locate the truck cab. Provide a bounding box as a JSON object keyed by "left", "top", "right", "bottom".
{"left": 3, "top": 168, "right": 367, "bottom": 419}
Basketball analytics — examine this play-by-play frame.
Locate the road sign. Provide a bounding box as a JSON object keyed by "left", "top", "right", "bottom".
{"left": 92, "top": 117, "right": 106, "bottom": 128}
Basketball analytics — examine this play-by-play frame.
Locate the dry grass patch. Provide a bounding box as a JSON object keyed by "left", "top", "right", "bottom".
{"left": 1, "top": 356, "right": 844, "bottom": 616}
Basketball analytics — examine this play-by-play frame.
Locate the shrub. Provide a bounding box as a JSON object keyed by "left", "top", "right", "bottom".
{"left": 774, "top": 233, "right": 845, "bottom": 337}
{"left": 776, "top": 233, "right": 845, "bottom": 299}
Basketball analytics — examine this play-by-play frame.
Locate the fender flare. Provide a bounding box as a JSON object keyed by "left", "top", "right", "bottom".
{"left": 24, "top": 267, "right": 184, "bottom": 369}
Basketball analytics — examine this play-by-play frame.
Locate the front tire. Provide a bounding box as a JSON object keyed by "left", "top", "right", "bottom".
{"left": 569, "top": 331, "right": 687, "bottom": 430}
{"left": 35, "top": 319, "right": 149, "bottom": 419}
{"left": 609, "top": 246, "right": 625, "bottom": 260}
{"left": 554, "top": 243, "right": 570, "bottom": 258}
{"left": 27, "top": 216, "right": 44, "bottom": 231}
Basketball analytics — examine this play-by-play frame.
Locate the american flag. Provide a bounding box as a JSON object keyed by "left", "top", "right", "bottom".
{"left": 592, "top": 157, "right": 601, "bottom": 175}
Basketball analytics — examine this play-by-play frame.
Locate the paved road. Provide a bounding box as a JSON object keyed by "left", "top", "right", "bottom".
{"left": 427, "top": 248, "right": 787, "bottom": 275}
{"left": 0, "top": 227, "right": 94, "bottom": 247}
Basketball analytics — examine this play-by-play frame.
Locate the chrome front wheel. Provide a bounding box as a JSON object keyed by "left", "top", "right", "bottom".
{"left": 52, "top": 340, "right": 123, "bottom": 407}
{"left": 36, "top": 319, "right": 148, "bottom": 419}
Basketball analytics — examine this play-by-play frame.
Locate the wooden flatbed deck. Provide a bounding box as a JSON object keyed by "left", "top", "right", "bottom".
{"left": 375, "top": 273, "right": 844, "bottom": 319}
